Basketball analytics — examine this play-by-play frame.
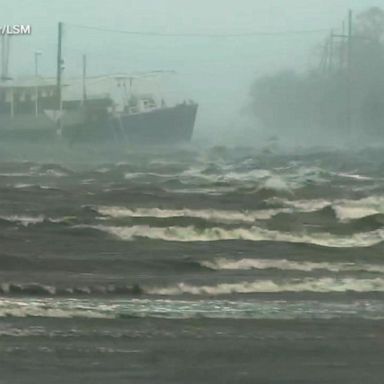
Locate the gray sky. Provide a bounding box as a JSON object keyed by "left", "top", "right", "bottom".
{"left": 2, "top": 0, "right": 381, "bottom": 139}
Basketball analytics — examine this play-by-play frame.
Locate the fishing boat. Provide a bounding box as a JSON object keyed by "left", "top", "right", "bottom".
{"left": 0, "top": 23, "right": 198, "bottom": 145}
{"left": 60, "top": 74, "right": 198, "bottom": 144}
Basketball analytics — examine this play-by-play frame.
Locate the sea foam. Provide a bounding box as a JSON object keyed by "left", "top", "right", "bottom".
{"left": 91, "top": 224, "right": 384, "bottom": 248}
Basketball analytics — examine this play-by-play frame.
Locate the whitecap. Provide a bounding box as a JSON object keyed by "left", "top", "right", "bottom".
{"left": 261, "top": 176, "right": 294, "bottom": 192}
{"left": 0, "top": 299, "right": 115, "bottom": 319}
{"left": 1, "top": 297, "right": 383, "bottom": 320}
{"left": 97, "top": 206, "right": 285, "bottom": 223}
{"left": 200, "top": 258, "right": 384, "bottom": 273}
{"left": 272, "top": 196, "right": 384, "bottom": 222}
{"left": 0, "top": 215, "right": 45, "bottom": 226}
{"left": 90, "top": 224, "right": 384, "bottom": 248}
{"left": 333, "top": 172, "right": 374, "bottom": 181}
{"left": 332, "top": 196, "right": 384, "bottom": 221}
{"left": 149, "top": 277, "right": 384, "bottom": 295}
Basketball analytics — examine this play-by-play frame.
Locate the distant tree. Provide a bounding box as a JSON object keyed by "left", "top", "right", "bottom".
{"left": 248, "top": 6, "right": 384, "bottom": 140}
{"left": 249, "top": 71, "right": 303, "bottom": 133}
{"left": 355, "top": 7, "right": 384, "bottom": 42}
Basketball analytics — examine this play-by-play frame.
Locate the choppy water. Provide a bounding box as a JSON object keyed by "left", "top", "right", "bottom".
{"left": 2, "top": 145, "right": 384, "bottom": 383}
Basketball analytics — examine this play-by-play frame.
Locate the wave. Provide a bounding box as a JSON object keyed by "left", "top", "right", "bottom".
{"left": 333, "top": 196, "right": 384, "bottom": 221}
{"left": 149, "top": 277, "right": 384, "bottom": 295}
{"left": 205, "top": 164, "right": 334, "bottom": 188}
{"left": 0, "top": 165, "right": 71, "bottom": 178}
{"left": 90, "top": 224, "right": 384, "bottom": 248}
{"left": 0, "top": 299, "right": 115, "bottom": 319}
{"left": 2, "top": 297, "right": 384, "bottom": 320}
{"left": 0, "top": 215, "right": 72, "bottom": 226}
{"left": 5, "top": 276, "right": 384, "bottom": 299}
{"left": 96, "top": 206, "right": 285, "bottom": 223}
{"left": 200, "top": 258, "right": 384, "bottom": 273}
{"left": 118, "top": 163, "right": 356, "bottom": 194}
{"left": 282, "top": 196, "right": 384, "bottom": 222}
{"left": 6, "top": 183, "right": 57, "bottom": 191}
{"left": 349, "top": 214, "right": 384, "bottom": 231}
{"left": 275, "top": 198, "right": 331, "bottom": 211}
{"left": 96, "top": 202, "right": 378, "bottom": 226}
{"left": 31, "top": 164, "right": 72, "bottom": 177}
{"left": 12, "top": 183, "right": 34, "bottom": 189}
{"left": 0, "top": 215, "right": 45, "bottom": 226}
{"left": 0, "top": 282, "right": 143, "bottom": 296}
{"left": 260, "top": 176, "right": 295, "bottom": 193}
{"left": 149, "top": 166, "right": 304, "bottom": 193}
{"left": 0, "top": 172, "right": 33, "bottom": 177}
{"left": 333, "top": 172, "right": 374, "bottom": 181}
{"left": 124, "top": 171, "right": 179, "bottom": 180}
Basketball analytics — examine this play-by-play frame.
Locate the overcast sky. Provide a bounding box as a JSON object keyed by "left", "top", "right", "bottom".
{"left": 2, "top": 0, "right": 381, "bottom": 139}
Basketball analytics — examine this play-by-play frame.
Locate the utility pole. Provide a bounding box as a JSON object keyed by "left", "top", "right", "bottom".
{"left": 82, "top": 54, "right": 87, "bottom": 105}
{"left": 1, "top": 34, "right": 11, "bottom": 81}
{"left": 319, "top": 33, "right": 332, "bottom": 75}
{"left": 347, "top": 10, "right": 353, "bottom": 74}
{"left": 56, "top": 22, "right": 63, "bottom": 132}
{"left": 339, "top": 21, "right": 346, "bottom": 70}
{"left": 34, "top": 51, "right": 42, "bottom": 77}
{"left": 347, "top": 10, "right": 353, "bottom": 137}
{"left": 329, "top": 30, "right": 334, "bottom": 74}
{"left": 331, "top": 11, "right": 354, "bottom": 136}
{"left": 34, "top": 51, "right": 42, "bottom": 117}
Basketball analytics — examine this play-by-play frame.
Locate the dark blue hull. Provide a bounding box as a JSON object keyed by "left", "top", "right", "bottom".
{"left": 115, "top": 103, "right": 198, "bottom": 144}
{"left": 62, "top": 102, "right": 198, "bottom": 145}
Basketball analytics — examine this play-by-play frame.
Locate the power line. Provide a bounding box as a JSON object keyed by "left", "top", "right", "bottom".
{"left": 66, "top": 23, "right": 328, "bottom": 38}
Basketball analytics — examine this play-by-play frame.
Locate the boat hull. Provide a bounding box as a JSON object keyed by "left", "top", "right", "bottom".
{"left": 113, "top": 103, "right": 198, "bottom": 145}
{"left": 0, "top": 115, "right": 58, "bottom": 142}
{"left": 0, "top": 103, "right": 198, "bottom": 146}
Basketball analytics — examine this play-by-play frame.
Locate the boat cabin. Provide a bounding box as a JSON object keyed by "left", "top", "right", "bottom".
{"left": 124, "top": 94, "right": 165, "bottom": 115}
{"left": 0, "top": 80, "right": 57, "bottom": 116}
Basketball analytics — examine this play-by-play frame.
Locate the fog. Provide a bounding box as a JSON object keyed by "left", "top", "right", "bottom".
{"left": 249, "top": 6, "right": 384, "bottom": 148}
{"left": 1, "top": 0, "right": 380, "bottom": 147}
